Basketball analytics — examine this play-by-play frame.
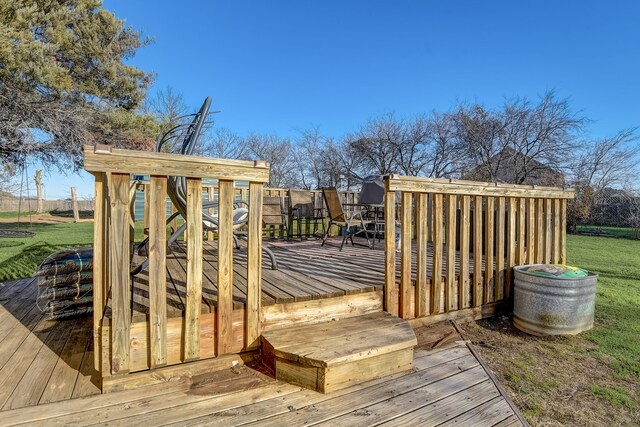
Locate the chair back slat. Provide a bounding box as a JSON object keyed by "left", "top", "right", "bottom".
{"left": 322, "top": 188, "right": 346, "bottom": 223}
{"left": 288, "top": 189, "right": 314, "bottom": 218}
{"left": 263, "top": 196, "right": 285, "bottom": 226}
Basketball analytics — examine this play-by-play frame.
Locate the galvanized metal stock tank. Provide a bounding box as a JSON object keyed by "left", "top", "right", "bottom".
{"left": 513, "top": 265, "right": 597, "bottom": 336}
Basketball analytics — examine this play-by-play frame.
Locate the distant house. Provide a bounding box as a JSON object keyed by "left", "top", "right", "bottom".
{"left": 463, "top": 147, "right": 565, "bottom": 186}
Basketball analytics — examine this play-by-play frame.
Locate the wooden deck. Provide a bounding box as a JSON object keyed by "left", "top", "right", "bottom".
{"left": 129, "top": 236, "right": 489, "bottom": 318}
{"left": 0, "top": 280, "right": 526, "bottom": 426}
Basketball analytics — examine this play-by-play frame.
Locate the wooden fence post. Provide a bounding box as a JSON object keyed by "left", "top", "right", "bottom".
{"left": 246, "top": 181, "right": 264, "bottom": 348}
{"left": 384, "top": 188, "right": 397, "bottom": 315}
{"left": 149, "top": 176, "right": 167, "bottom": 368}
{"left": 35, "top": 170, "right": 43, "bottom": 213}
{"left": 71, "top": 186, "right": 80, "bottom": 222}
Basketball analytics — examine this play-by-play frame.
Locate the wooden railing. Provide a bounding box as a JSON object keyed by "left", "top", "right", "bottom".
{"left": 383, "top": 175, "right": 575, "bottom": 321}
{"left": 84, "top": 144, "right": 269, "bottom": 376}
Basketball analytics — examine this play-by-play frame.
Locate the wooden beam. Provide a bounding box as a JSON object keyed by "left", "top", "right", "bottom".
{"left": 217, "top": 180, "right": 234, "bottom": 355}
{"left": 495, "top": 197, "right": 505, "bottom": 302}
{"left": 70, "top": 186, "right": 80, "bottom": 222}
{"left": 83, "top": 145, "right": 270, "bottom": 182}
{"left": 553, "top": 199, "right": 561, "bottom": 263}
{"left": 386, "top": 174, "right": 575, "bottom": 199}
{"left": 517, "top": 198, "right": 526, "bottom": 265}
{"left": 108, "top": 173, "right": 131, "bottom": 375}
{"left": 446, "top": 194, "right": 457, "bottom": 312}
{"left": 527, "top": 198, "right": 536, "bottom": 264}
{"left": 473, "top": 196, "right": 483, "bottom": 307}
{"left": 545, "top": 199, "right": 552, "bottom": 264}
{"left": 484, "top": 196, "right": 495, "bottom": 304}
{"left": 415, "top": 193, "right": 429, "bottom": 317}
{"left": 400, "top": 192, "right": 413, "bottom": 318}
{"left": 246, "top": 182, "right": 263, "bottom": 349}
{"left": 384, "top": 190, "right": 397, "bottom": 315}
{"left": 560, "top": 199, "right": 567, "bottom": 264}
{"left": 535, "top": 198, "right": 544, "bottom": 263}
{"left": 184, "top": 178, "right": 203, "bottom": 361}
{"left": 92, "top": 173, "right": 105, "bottom": 373}
{"left": 148, "top": 176, "right": 167, "bottom": 368}
{"left": 459, "top": 195, "right": 470, "bottom": 309}
{"left": 506, "top": 197, "right": 516, "bottom": 301}
{"left": 431, "top": 194, "right": 443, "bottom": 314}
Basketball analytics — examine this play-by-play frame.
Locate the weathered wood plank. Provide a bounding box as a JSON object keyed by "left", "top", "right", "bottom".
{"left": 517, "top": 198, "right": 526, "bottom": 265}
{"left": 216, "top": 179, "right": 234, "bottom": 355}
{"left": 536, "top": 197, "right": 544, "bottom": 263}
{"left": 415, "top": 193, "right": 429, "bottom": 317}
{"left": 484, "top": 196, "right": 494, "bottom": 304}
{"left": 184, "top": 178, "right": 203, "bottom": 361}
{"left": 149, "top": 176, "right": 168, "bottom": 368}
{"left": 83, "top": 145, "right": 270, "bottom": 182}
{"left": 108, "top": 173, "right": 131, "bottom": 375}
{"left": 473, "top": 196, "right": 483, "bottom": 307}
{"left": 384, "top": 190, "right": 397, "bottom": 315}
{"left": 459, "top": 195, "right": 470, "bottom": 309}
{"left": 431, "top": 194, "right": 443, "bottom": 314}
{"left": 506, "top": 197, "right": 516, "bottom": 300}
{"left": 386, "top": 174, "right": 575, "bottom": 199}
{"left": 446, "top": 194, "right": 457, "bottom": 312}
{"left": 560, "top": 198, "right": 567, "bottom": 264}
{"left": 495, "top": 196, "right": 505, "bottom": 302}
{"left": 92, "top": 172, "right": 105, "bottom": 372}
{"left": 553, "top": 198, "right": 561, "bottom": 264}
{"left": 528, "top": 198, "right": 536, "bottom": 264}
{"left": 246, "top": 182, "right": 263, "bottom": 349}
{"left": 400, "top": 192, "right": 413, "bottom": 318}
{"left": 545, "top": 198, "right": 552, "bottom": 264}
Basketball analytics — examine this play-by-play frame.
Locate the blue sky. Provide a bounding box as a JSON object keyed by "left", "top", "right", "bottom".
{"left": 40, "top": 0, "right": 640, "bottom": 199}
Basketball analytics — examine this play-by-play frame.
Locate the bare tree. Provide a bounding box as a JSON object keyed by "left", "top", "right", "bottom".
{"left": 423, "top": 112, "right": 467, "bottom": 178}
{"left": 349, "top": 113, "right": 403, "bottom": 175}
{"left": 245, "top": 133, "right": 298, "bottom": 188}
{"left": 201, "top": 127, "right": 247, "bottom": 159}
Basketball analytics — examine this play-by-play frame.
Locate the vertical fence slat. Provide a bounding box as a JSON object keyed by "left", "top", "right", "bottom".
{"left": 207, "top": 187, "right": 215, "bottom": 241}
{"left": 415, "top": 193, "right": 429, "bottom": 317}
{"left": 400, "top": 192, "right": 413, "bottom": 318}
{"left": 432, "top": 194, "right": 443, "bottom": 314}
{"left": 545, "top": 199, "right": 552, "bottom": 264}
{"left": 527, "top": 198, "right": 536, "bottom": 264}
{"left": 184, "top": 178, "right": 203, "bottom": 361}
{"left": 149, "top": 176, "right": 167, "bottom": 368}
{"left": 92, "top": 173, "right": 105, "bottom": 372}
{"left": 143, "top": 183, "right": 150, "bottom": 231}
{"left": 506, "top": 197, "right": 516, "bottom": 300}
{"left": 446, "top": 194, "right": 457, "bottom": 312}
{"left": 473, "top": 196, "right": 483, "bottom": 307}
{"left": 484, "top": 196, "right": 495, "bottom": 304}
{"left": 495, "top": 197, "right": 505, "bottom": 302}
{"left": 459, "top": 195, "right": 470, "bottom": 309}
{"left": 216, "top": 180, "right": 234, "bottom": 355}
{"left": 109, "top": 173, "right": 131, "bottom": 375}
{"left": 246, "top": 182, "right": 263, "bottom": 348}
{"left": 384, "top": 190, "right": 397, "bottom": 315}
{"left": 553, "top": 199, "right": 561, "bottom": 263}
{"left": 536, "top": 198, "right": 544, "bottom": 263}
{"left": 517, "top": 198, "right": 526, "bottom": 265}
{"left": 560, "top": 199, "right": 567, "bottom": 264}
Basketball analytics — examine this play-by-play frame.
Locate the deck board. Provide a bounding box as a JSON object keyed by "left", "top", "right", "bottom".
{"left": 0, "top": 310, "right": 525, "bottom": 426}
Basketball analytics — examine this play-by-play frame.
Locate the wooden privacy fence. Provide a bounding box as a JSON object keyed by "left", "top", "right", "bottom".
{"left": 84, "top": 145, "right": 269, "bottom": 377}
{"left": 383, "top": 175, "right": 575, "bottom": 321}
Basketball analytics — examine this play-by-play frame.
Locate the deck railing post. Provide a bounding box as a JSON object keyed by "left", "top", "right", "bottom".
{"left": 400, "top": 192, "right": 413, "bottom": 318}
{"left": 246, "top": 181, "right": 264, "bottom": 348}
{"left": 216, "top": 179, "right": 234, "bottom": 355}
{"left": 383, "top": 179, "right": 397, "bottom": 316}
{"left": 148, "top": 176, "right": 167, "bottom": 368}
{"left": 109, "top": 173, "right": 132, "bottom": 375}
{"left": 415, "top": 193, "right": 428, "bottom": 317}
{"left": 184, "top": 178, "right": 203, "bottom": 361}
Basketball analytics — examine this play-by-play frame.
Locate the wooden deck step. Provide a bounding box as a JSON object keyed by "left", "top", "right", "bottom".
{"left": 261, "top": 312, "right": 417, "bottom": 393}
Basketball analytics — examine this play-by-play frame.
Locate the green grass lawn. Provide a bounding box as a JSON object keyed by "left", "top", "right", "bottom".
{"left": 567, "top": 234, "right": 640, "bottom": 381}
{"left": 0, "top": 221, "right": 95, "bottom": 282}
{"left": 575, "top": 224, "right": 638, "bottom": 239}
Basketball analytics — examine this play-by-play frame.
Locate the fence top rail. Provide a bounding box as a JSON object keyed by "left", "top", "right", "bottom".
{"left": 385, "top": 174, "right": 575, "bottom": 199}
{"left": 83, "top": 144, "right": 270, "bottom": 183}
